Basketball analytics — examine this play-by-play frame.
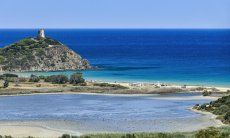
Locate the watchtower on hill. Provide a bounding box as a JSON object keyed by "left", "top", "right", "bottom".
{"left": 38, "top": 29, "right": 45, "bottom": 38}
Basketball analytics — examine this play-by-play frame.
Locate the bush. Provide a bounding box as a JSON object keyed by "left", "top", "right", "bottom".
{"left": 45, "top": 75, "right": 68, "bottom": 84}
{"left": 1, "top": 73, "right": 18, "bottom": 78}
{"left": 60, "top": 134, "right": 71, "bottom": 138}
{"left": 203, "top": 90, "right": 211, "bottom": 96}
{"left": 195, "top": 127, "right": 220, "bottom": 138}
{"left": 0, "top": 55, "right": 5, "bottom": 63}
{"left": 213, "top": 105, "right": 230, "bottom": 115}
{"left": 94, "top": 83, "right": 128, "bottom": 89}
{"left": 29, "top": 74, "right": 40, "bottom": 82}
{"left": 224, "top": 111, "right": 230, "bottom": 123}
{"left": 38, "top": 75, "right": 46, "bottom": 80}
{"left": 3, "top": 80, "right": 9, "bottom": 88}
{"left": 70, "top": 72, "right": 85, "bottom": 85}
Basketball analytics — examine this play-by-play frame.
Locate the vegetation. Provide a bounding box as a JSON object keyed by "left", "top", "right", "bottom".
{"left": 227, "top": 90, "right": 230, "bottom": 94}
{"left": 0, "top": 127, "right": 229, "bottom": 138}
{"left": 70, "top": 72, "right": 85, "bottom": 85}
{"left": 44, "top": 75, "right": 69, "bottom": 84}
{"left": 3, "top": 80, "right": 9, "bottom": 88}
{"left": 195, "top": 95, "right": 230, "bottom": 123}
{"left": 202, "top": 90, "right": 212, "bottom": 96}
{"left": 1, "top": 73, "right": 18, "bottom": 78}
{"left": 0, "top": 73, "right": 18, "bottom": 83}
{"left": 57, "top": 127, "right": 230, "bottom": 138}
{"left": 93, "top": 83, "right": 128, "bottom": 89}
{"left": 195, "top": 127, "right": 220, "bottom": 138}
{"left": 29, "top": 74, "right": 40, "bottom": 82}
{"left": 0, "top": 37, "right": 62, "bottom": 71}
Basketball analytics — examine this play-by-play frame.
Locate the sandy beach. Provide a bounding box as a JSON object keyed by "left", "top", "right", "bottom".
{"left": 0, "top": 80, "right": 229, "bottom": 96}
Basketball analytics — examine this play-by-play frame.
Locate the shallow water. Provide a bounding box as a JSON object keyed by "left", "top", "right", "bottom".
{"left": 0, "top": 93, "right": 219, "bottom": 133}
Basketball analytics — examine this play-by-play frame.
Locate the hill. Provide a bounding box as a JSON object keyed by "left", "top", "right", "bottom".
{"left": 0, "top": 30, "right": 90, "bottom": 72}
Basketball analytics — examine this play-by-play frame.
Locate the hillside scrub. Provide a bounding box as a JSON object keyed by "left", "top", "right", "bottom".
{"left": 194, "top": 95, "right": 230, "bottom": 123}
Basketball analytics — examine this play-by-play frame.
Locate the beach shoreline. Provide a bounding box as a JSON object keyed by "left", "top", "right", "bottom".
{"left": 0, "top": 81, "right": 229, "bottom": 137}
{"left": 0, "top": 80, "right": 229, "bottom": 97}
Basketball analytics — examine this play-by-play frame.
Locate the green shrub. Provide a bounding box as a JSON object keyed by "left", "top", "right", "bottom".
{"left": 224, "top": 111, "right": 230, "bottom": 123}
{"left": 3, "top": 80, "right": 9, "bottom": 88}
{"left": 1, "top": 73, "right": 18, "bottom": 78}
{"left": 94, "top": 83, "right": 128, "bottom": 89}
{"left": 38, "top": 75, "right": 46, "bottom": 80}
{"left": 0, "top": 55, "right": 5, "bottom": 63}
{"left": 70, "top": 72, "right": 85, "bottom": 85}
{"left": 29, "top": 74, "right": 40, "bottom": 82}
{"left": 45, "top": 75, "right": 68, "bottom": 84}
{"left": 60, "top": 134, "right": 71, "bottom": 138}
{"left": 213, "top": 105, "right": 230, "bottom": 115}
{"left": 195, "top": 127, "right": 220, "bottom": 138}
{"left": 202, "top": 90, "right": 211, "bottom": 96}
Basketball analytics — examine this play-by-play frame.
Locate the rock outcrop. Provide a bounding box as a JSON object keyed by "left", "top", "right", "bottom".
{"left": 0, "top": 30, "right": 91, "bottom": 72}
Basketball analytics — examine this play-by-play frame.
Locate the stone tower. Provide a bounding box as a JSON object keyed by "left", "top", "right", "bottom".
{"left": 38, "top": 29, "right": 45, "bottom": 38}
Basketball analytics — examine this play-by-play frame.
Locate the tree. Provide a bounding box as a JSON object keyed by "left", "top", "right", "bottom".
{"left": 45, "top": 75, "right": 68, "bottom": 84}
{"left": 70, "top": 72, "right": 85, "bottom": 84}
{"left": 29, "top": 74, "right": 40, "bottom": 82}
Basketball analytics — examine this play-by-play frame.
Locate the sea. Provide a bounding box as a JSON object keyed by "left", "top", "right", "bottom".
{"left": 0, "top": 29, "right": 229, "bottom": 87}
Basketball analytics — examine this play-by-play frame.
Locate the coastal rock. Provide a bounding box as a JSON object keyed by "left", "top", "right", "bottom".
{"left": 0, "top": 29, "right": 91, "bottom": 72}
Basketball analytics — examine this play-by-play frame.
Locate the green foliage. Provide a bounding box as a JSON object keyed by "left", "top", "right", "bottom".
{"left": 3, "top": 80, "right": 9, "bottom": 88}
{"left": 70, "top": 72, "right": 85, "bottom": 85}
{"left": 44, "top": 37, "right": 62, "bottom": 45}
{"left": 224, "top": 111, "right": 230, "bottom": 123}
{"left": 60, "top": 134, "right": 71, "bottom": 138}
{"left": 0, "top": 136, "right": 13, "bottom": 138}
{"left": 202, "top": 90, "right": 211, "bottom": 96}
{"left": 0, "top": 37, "right": 62, "bottom": 71}
{"left": 195, "top": 127, "right": 220, "bottom": 138}
{"left": 1, "top": 126, "right": 230, "bottom": 138}
{"left": 94, "top": 83, "right": 128, "bottom": 89}
{"left": 1, "top": 73, "right": 18, "bottom": 78}
{"left": 0, "top": 73, "right": 18, "bottom": 83}
{"left": 35, "top": 48, "right": 45, "bottom": 56}
{"left": 45, "top": 75, "right": 69, "bottom": 84}
{"left": 0, "top": 55, "right": 5, "bottom": 63}
{"left": 29, "top": 74, "right": 40, "bottom": 82}
{"left": 198, "top": 95, "right": 230, "bottom": 123}
{"left": 38, "top": 75, "right": 46, "bottom": 80}
{"left": 213, "top": 105, "right": 230, "bottom": 115}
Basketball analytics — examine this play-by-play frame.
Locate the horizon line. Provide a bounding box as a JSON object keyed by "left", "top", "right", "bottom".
{"left": 0, "top": 28, "right": 230, "bottom": 30}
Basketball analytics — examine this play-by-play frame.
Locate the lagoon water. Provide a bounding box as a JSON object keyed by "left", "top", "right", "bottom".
{"left": 0, "top": 29, "right": 230, "bottom": 86}
{"left": 0, "top": 93, "right": 219, "bottom": 133}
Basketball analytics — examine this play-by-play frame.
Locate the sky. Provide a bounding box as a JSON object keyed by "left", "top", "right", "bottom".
{"left": 0, "top": 0, "right": 229, "bottom": 29}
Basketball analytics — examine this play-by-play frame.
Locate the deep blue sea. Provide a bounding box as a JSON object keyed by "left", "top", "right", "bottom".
{"left": 0, "top": 29, "right": 230, "bottom": 86}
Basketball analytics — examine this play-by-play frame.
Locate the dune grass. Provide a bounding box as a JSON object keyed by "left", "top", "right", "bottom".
{"left": 59, "top": 126, "right": 230, "bottom": 138}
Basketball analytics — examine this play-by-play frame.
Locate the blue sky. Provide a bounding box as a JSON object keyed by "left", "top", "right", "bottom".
{"left": 0, "top": 0, "right": 229, "bottom": 28}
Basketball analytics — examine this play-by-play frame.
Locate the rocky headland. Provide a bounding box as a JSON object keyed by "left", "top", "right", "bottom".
{"left": 0, "top": 29, "right": 91, "bottom": 72}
